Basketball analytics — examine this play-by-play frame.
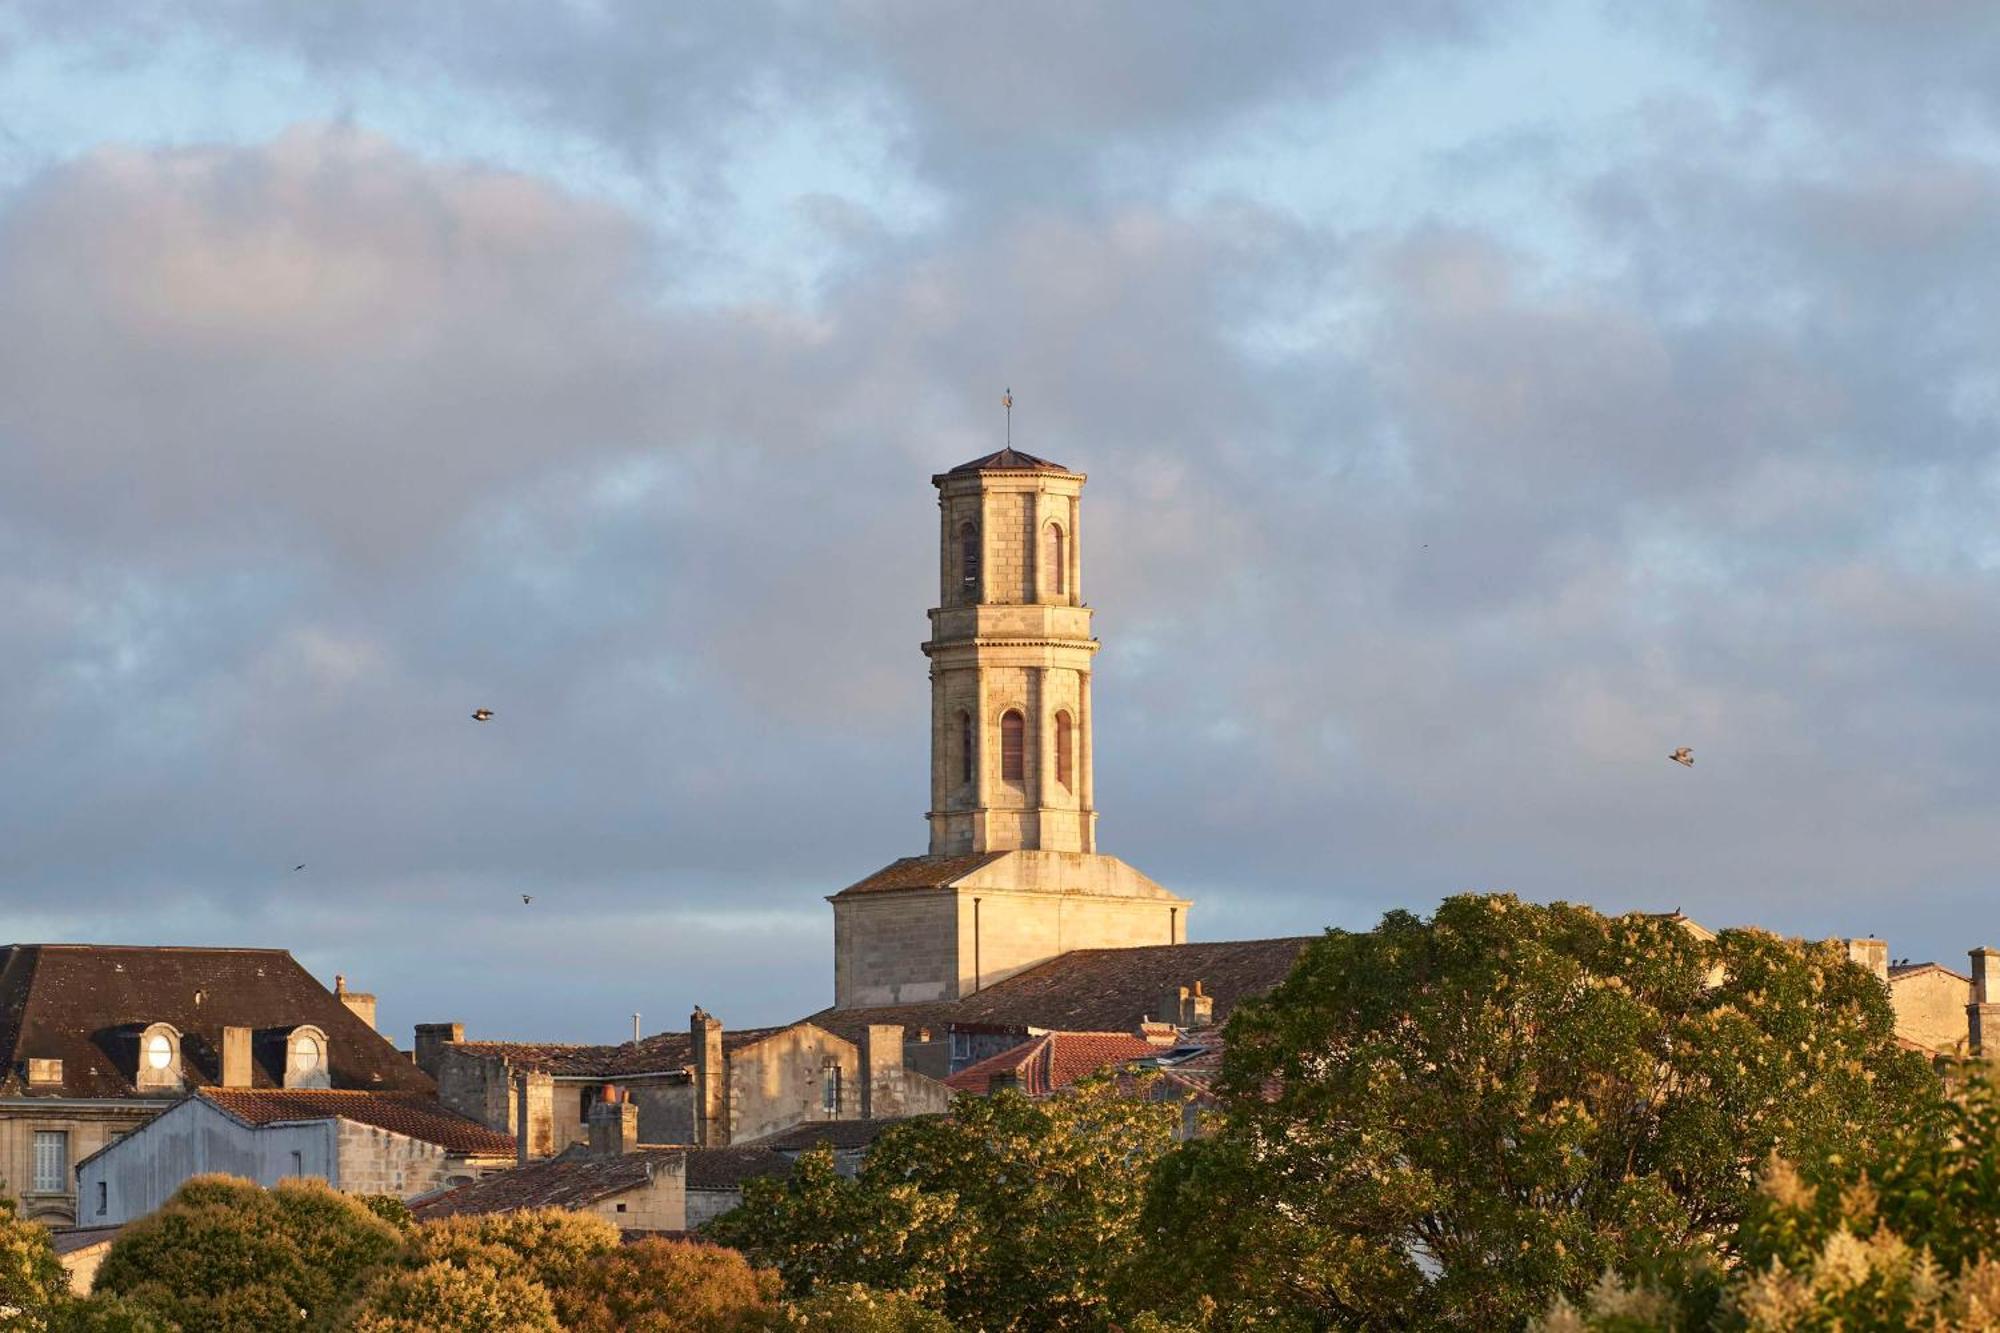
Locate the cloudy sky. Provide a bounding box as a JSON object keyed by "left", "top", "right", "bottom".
{"left": 3, "top": 3, "right": 1997, "bottom": 1044}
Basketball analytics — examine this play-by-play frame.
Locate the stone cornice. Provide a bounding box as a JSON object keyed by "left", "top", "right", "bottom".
{"left": 921, "top": 637, "right": 1100, "bottom": 656}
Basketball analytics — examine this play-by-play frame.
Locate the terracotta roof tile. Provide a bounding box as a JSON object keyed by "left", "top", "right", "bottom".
{"left": 828, "top": 854, "right": 1007, "bottom": 900}
{"left": 200, "top": 1089, "right": 517, "bottom": 1156}
{"left": 946, "top": 1032, "right": 1164, "bottom": 1096}
{"left": 450, "top": 1026, "right": 788, "bottom": 1078}
{"left": 414, "top": 1149, "right": 683, "bottom": 1219}
{"left": 0, "top": 944, "right": 434, "bottom": 1099}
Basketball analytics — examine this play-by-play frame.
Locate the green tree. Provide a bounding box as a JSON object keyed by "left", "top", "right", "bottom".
{"left": 1145, "top": 895, "right": 1942, "bottom": 1331}
{"left": 337, "top": 1260, "right": 557, "bottom": 1333}
{"left": 93, "top": 1175, "right": 403, "bottom": 1332}
{"left": 0, "top": 1194, "right": 71, "bottom": 1331}
{"left": 47, "top": 1295, "right": 178, "bottom": 1333}
{"left": 406, "top": 1208, "right": 620, "bottom": 1302}
{"left": 776, "top": 1284, "right": 955, "bottom": 1331}
{"left": 712, "top": 1078, "right": 1182, "bottom": 1330}
{"left": 555, "top": 1238, "right": 779, "bottom": 1332}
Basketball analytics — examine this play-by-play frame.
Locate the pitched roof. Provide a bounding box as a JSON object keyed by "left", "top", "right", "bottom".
{"left": 829, "top": 854, "right": 1007, "bottom": 899}
{"left": 945, "top": 447, "right": 1072, "bottom": 475}
{"left": 807, "top": 937, "right": 1311, "bottom": 1045}
{"left": 413, "top": 1148, "right": 684, "bottom": 1219}
{"left": 0, "top": 945, "right": 433, "bottom": 1099}
{"left": 753, "top": 1118, "right": 909, "bottom": 1153}
{"left": 449, "top": 1026, "right": 790, "bottom": 1078}
{"left": 947, "top": 1032, "right": 1165, "bottom": 1096}
{"left": 684, "top": 1146, "right": 792, "bottom": 1191}
{"left": 199, "top": 1089, "right": 517, "bottom": 1156}
{"left": 1890, "top": 961, "right": 1971, "bottom": 983}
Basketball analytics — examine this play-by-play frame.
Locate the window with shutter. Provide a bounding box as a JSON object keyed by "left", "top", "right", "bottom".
{"left": 1043, "top": 522, "right": 1066, "bottom": 597}
{"left": 1000, "top": 710, "right": 1025, "bottom": 781}
{"left": 1055, "top": 710, "right": 1073, "bottom": 788}
{"left": 32, "top": 1131, "right": 66, "bottom": 1194}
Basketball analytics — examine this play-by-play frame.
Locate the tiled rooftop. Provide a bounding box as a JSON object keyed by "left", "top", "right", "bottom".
{"left": 945, "top": 447, "right": 1071, "bottom": 475}
{"left": 450, "top": 1026, "right": 789, "bottom": 1078}
{"left": 200, "top": 1088, "right": 517, "bottom": 1156}
{"left": 947, "top": 1032, "right": 1166, "bottom": 1097}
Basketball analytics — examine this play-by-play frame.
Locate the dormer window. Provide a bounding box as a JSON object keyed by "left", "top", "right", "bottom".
{"left": 284, "top": 1025, "right": 331, "bottom": 1089}
{"left": 135, "top": 1023, "right": 182, "bottom": 1091}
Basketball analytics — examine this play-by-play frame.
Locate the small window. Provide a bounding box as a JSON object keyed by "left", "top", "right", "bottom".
{"left": 821, "top": 1059, "right": 842, "bottom": 1115}
{"left": 1055, "top": 710, "right": 1074, "bottom": 789}
{"left": 144, "top": 1033, "right": 173, "bottom": 1071}
{"left": 292, "top": 1033, "right": 323, "bottom": 1073}
{"left": 616, "top": 1202, "right": 628, "bottom": 1213}
{"left": 1043, "top": 522, "right": 1066, "bottom": 597}
{"left": 32, "top": 1131, "right": 66, "bottom": 1194}
{"left": 958, "top": 712, "right": 973, "bottom": 786}
{"left": 1000, "top": 710, "right": 1024, "bottom": 782}
{"left": 290, "top": 1150, "right": 304, "bottom": 1179}
{"left": 959, "top": 523, "right": 980, "bottom": 593}
{"left": 96, "top": 1181, "right": 107, "bottom": 1216}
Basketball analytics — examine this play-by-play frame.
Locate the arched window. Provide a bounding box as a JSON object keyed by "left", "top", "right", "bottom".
{"left": 1054, "top": 710, "right": 1073, "bottom": 789}
{"left": 959, "top": 523, "right": 980, "bottom": 594}
{"left": 1000, "top": 710, "right": 1025, "bottom": 782}
{"left": 1043, "top": 522, "right": 1066, "bottom": 597}
{"left": 958, "top": 711, "right": 973, "bottom": 786}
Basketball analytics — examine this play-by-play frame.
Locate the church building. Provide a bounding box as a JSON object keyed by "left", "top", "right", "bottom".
{"left": 830, "top": 447, "right": 1194, "bottom": 1010}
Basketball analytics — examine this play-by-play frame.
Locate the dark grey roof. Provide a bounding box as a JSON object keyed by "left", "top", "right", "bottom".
{"left": 945, "top": 447, "right": 1071, "bottom": 475}
{"left": 0, "top": 945, "right": 433, "bottom": 1098}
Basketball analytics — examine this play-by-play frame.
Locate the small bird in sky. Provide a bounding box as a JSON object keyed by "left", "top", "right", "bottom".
{"left": 1669, "top": 747, "right": 1694, "bottom": 767}
{"left": 521, "top": 894, "right": 533, "bottom": 905}
{"left": 293, "top": 864, "right": 305, "bottom": 872}
{"left": 471, "top": 708, "right": 494, "bottom": 722}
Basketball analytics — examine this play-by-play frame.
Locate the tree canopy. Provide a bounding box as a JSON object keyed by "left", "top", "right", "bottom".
{"left": 1142, "top": 894, "right": 1943, "bottom": 1329}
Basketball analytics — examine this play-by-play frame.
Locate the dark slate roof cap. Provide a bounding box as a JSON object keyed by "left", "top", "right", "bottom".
{"left": 945, "top": 447, "right": 1072, "bottom": 475}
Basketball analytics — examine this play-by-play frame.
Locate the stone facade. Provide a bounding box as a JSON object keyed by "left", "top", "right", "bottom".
{"left": 830, "top": 451, "right": 1192, "bottom": 1011}
{"left": 1889, "top": 963, "right": 1972, "bottom": 1054}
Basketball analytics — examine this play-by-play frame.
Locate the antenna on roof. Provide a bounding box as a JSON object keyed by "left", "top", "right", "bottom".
{"left": 1003, "top": 387, "right": 1012, "bottom": 448}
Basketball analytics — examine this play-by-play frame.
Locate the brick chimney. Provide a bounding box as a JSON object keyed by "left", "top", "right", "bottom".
{"left": 334, "top": 975, "right": 378, "bottom": 1031}
{"left": 1969, "top": 948, "right": 2000, "bottom": 1056}
{"left": 587, "top": 1085, "right": 639, "bottom": 1156}
{"left": 221, "top": 1025, "right": 254, "bottom": 1088}
{"left": 691, "top": 1008, "right": 727, "bottom": 1147}
{"left": 859, "top": 1025, "right": 903, "bottom": 1120}
{"left": 1137, "top": 1020, "right": 1178, "bottom": 1047}
{"left": 414, "top": 1022, "right": 464, "bottom": 1078}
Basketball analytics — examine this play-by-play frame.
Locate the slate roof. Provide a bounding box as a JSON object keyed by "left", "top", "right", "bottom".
{"left": 413, "top": 1148, "right": 684, "bottom": 1219}
{"left": 684, "top": 1146, "right": 792, "bottom": 1191}
{"left": 450, "top": 1026, "right": 789, "bottom": 1078}
{"left": 0, "top": 945, "right": 434, "bottom": 1099}
{"left": 1890, "top": 961, "right": 1971, "bottom": 983}
{"left": 199, "top": 1089, "right": 516, "bottom": 1156}
{"left": 829, "top": 854, "right": 1007, "bottom": 900}
{"left": 945, "top": 447, "right": 1072, "bottom": 475}
{"left": 49, "top": 1226, "right": 123, "bottom": 1257}
{"left": 807, "top": 937, "right": 1312, "bottom": 1046}
{"left": 947, "top": 1032, "right": 1166, "bottom": 1097}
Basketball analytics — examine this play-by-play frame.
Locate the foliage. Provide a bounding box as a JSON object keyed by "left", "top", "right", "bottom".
{"left": 355, "top": 1197, "right": 413, "bottom": 1236}
{"left": 1541, "top": 1068, "right": 2000, "bottom": 1331}
{"left": 1142, "top": 895, "right": 1942, "bottom": 1331}
{"left": 0, "top": 1194, "right": 71, "bottom": 1331}
{"left": 554, "top": 1238, "right": 779, "bottom": 1332}
{"left": 337, "top": 1260, "right": 557, "bottom": 1333}
{"left": 93, "top": 1175, "right": 403, "bottom": 1332}
{"left": 774, "top": 1283, "right": 955, "bottom": 1331}
{"left": 46, "top": 1295, "right": 178, "bottom": 1333}
{"left": 711, "top": 1078, "right": 1182, "bottom": 1330}
{"left": 406, "top": 1207, "right": 620, "bottom": 1298}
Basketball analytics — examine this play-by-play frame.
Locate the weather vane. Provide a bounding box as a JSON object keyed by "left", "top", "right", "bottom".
{"left": 1003, "top": 387, "right": 1012, "bottom": 448}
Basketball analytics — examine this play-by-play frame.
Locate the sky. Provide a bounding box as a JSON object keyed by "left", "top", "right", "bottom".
{"left": 3, "top": 2, "right": 1998, "bottom": 1045}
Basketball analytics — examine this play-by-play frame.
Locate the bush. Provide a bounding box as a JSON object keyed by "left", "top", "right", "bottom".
{"left": 338, "top": 1260, "right": 557, "bottom": 1332}
{"left": 776, "top": 1284, "right": 955, "bottom": 1331}
{"left": 0, "top": 1194, "right": 70, "bottom": 1330}
{"left": 555, "top": 1238, "right": 779, "bottom": 1332}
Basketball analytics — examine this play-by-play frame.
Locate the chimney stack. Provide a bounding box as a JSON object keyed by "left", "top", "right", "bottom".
{"left": 859, "top": 1025, "right": 904, "bottom": 1120}
{"left": 1844, "top": 939, "right": 1889, "bottom": 985}
{"left": 221, "top": 1026, "right": 254, "bottom": 1088}
{"left": 1162, "top": 981, "right": 1214, "bottom": 1030}
{"left": 587, "top": 1085, "right": 640, "bottom": 1156}
{"left": 691, "top": 1008, "right": 727, "bottom": 1147}
{"left": 1970, "top": 948, "right": 2000, "bottom": 1056}
{"left": 513, "top": 1068, "right": 554, "bottom": 1163}
{"left": 334, "top": 975, "right": 379, "bottom": 1031}
{"left": 413, "top": 1022, "right": 464, "bottom": 1078}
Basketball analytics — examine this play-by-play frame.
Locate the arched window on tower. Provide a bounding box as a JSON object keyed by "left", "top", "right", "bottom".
{"left": 1000, "top": 709, "right": 1025, "bottom": 782}
{"left": 1043, "top": 522, "right": 1066, "bottom": 598}
{"left": 1054, "top": 710, "right": 1073, "bottom": 789}
{"left": 958, "top": 711, "right": 973, "bottom": 786}
{"left": 959, "top": 523, "right": 981, "bottom": 597}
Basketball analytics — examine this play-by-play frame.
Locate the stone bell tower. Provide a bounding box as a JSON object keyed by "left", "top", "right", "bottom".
{"left": 829, "top": 445, "right": 1191, "bottom": 1010}
{"left": 926, "top": 448, "right": 1096, "bottom": 856}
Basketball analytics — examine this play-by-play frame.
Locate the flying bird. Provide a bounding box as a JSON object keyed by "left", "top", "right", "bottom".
{"left": 1669, "top": 747, "right": 1693, "bottom": 767}
{"left": 293, "top": 864, "right": 305, "bottom": 872}
{"left": 471, "top": 708, "right": 494, "bottom": 722}
{"left": 521, "top": 894, "right": 533, "bottom": 905}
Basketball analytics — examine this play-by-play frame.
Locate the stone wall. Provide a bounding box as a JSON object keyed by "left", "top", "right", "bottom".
{"left": 582, "top": 1157, "right": 686, "bottom": 1233}
{"left": 0, "top": 1103, "right": 160, "bottom": 1225}
{"left": 726, "top": 1027, "right": 858, "bottom": 1144}
{"left": 1891, "top": 967, "right": 1972, "bottom": 1053}
{"left": 335, "top": 1120, "right": 452, "bottom": 1198}
{"left": 835, "top": 891, "right": 960, "bottom": 1007}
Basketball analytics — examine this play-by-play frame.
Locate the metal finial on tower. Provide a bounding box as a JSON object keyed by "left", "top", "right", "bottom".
{"left": 1003, "top": 387, "right": 1012, "bottom": 448}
